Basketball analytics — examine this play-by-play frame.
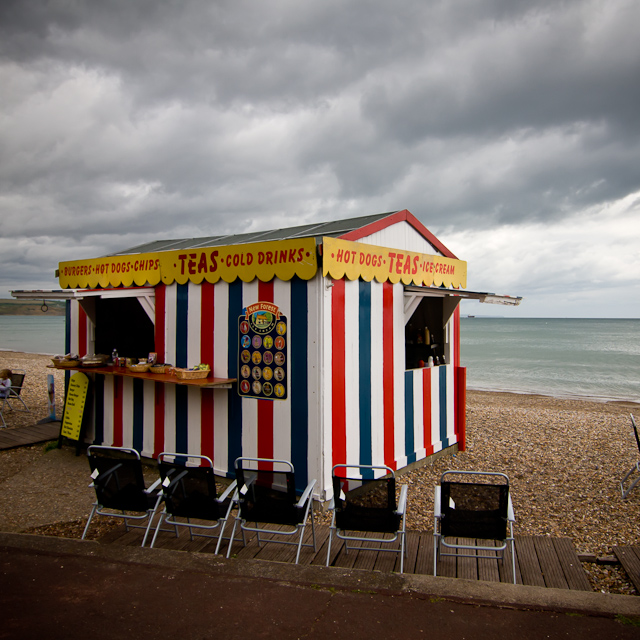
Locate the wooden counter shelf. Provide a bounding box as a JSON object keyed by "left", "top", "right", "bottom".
{"left": 48, "top": 365, "right": 236, "bottom": 389}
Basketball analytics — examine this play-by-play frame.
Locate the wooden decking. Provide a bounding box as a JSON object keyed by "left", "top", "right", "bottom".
{"left": 0, "top": 421, "right": 60, "bottom": 450}
{"left": 98, "top": 522, "right": 592, "bottom": 591}
{"left": 614, "top": 547, "right": 640, "bottom": 593}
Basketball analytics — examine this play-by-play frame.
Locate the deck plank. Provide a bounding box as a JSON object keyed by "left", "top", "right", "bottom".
{"left": 534, "top": 536, "right": 569, "bottom": 589}
{"left": 457, "top": 537, "right": 478, "bottom": 581}
{"left": 477, "top": 540, "right": 501, "bottom": 584}
{"left": 553, "top": 538, "right": 592, "bottom": 592}
{"left": 613, "top": 547, "right": 640, "bottom": 593}
{"left": 514, "top": 536, "right": 546, "bottom": 587}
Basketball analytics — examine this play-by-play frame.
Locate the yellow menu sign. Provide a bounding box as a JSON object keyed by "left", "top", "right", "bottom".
{"left": 60, "top": 372, "right": 89, "bottom": 441}
{"left": 322, "top": 237, "right": 467, "bottom": 288}
{"left": 58, "top": 237, "right": 318, "bottom": 289}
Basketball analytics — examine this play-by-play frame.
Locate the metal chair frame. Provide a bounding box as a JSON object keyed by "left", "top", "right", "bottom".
{"left": 620, "top": 414, "right": 640, "bottom": 499}
{"left": 326, "top": 464, "right": 408, "bottom": 573}
{"left": 433, "top": 470, "right": 516, "bottom": 584}
{"left": 82, "top": 445, "right": 169, "bottom": 546}
{"left": 226, "top": 457, "right": 316, "bottom": 564}
{"left": 150, "top": 452, "right": 239, "bottom": 553}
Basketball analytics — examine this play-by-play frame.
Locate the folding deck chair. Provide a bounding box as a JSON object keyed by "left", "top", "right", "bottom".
{"left": 620, "top": 414, "right": 640, "bottom": 499}
{"left": 433, "top": 470, "right": 516, "bottom": 584}
{"left": 150, "top": 452, "right": 238, "bottom": 552}
{"left": 226, "top": 457, "right": 316, "bottom": 564}
{"left": 82, "top": 445, "right": 166, "bottom": 546}
{"left": 7, "top": 370, "right": 29, "bottom": 411}
{"left": 326, "top": 464, "right": 408, "bottom": 573}
{"left": 0, "top": 369, "right": 29, "bottom": 426}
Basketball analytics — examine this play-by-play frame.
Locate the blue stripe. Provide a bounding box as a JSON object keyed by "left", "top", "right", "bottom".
{"left": 227, "top": 280, "right": 243, "bottom": 474}
{"left": 132, "top": 378, "right": 144, "bottom": 452}
{"left": 439, "top": 366, "right": 449, "bottom": 449}
{"left": 358, "top": 281, "right": 373, "bottom": 477}
{"left": 175, "top": 284, "right": 189, "bottom": 368}
{"left": 405, "top": 371, "right": 416, "bottom": 465}
{"left": 290, "top": 276, "right": 309, "bottom": 492}
{"left": 94, "top": 374, "right": 104, "bottom": 444}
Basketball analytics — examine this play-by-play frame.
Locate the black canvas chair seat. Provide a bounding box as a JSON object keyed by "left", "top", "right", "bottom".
{"left": 150, "top": 453, "right": 237, "bottom": 553}
{"left": 82, "top": 445, "right": 166, "bottom": 546}
{"left": 620, "top": 414, "right": 640, "bottom": 499}
{"left": 326, "top": 464, "right": 408, "bottom": 573}
{"left": 434, "top": 470, "right": 516, "bottom": 583}
{"left": 226, "top": 457, "right": 316, "bottom": 564}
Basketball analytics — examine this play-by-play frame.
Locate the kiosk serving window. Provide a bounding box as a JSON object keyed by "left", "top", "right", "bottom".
{"left": 405, "top": 297, "right": 446, "bottom": 369}
{"left": 93, "top": 297, "right": 155, "bottom": 359}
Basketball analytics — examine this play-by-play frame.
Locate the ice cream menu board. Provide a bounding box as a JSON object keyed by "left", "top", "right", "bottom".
{"left": 238, "top": 302, "right": 288, "bottom": 401}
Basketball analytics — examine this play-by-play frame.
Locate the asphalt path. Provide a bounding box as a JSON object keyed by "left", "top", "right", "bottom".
{"left": 1, "top": 534, "right": 639, "bottom": 640}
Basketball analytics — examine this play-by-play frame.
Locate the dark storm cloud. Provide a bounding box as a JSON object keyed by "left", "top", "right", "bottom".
{"left": 0, "top": 0, "right": 638, "bottom": 315}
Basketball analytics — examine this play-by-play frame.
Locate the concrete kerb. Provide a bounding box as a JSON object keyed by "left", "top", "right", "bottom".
{"left": 1, "top": 531, "right": 639, "bottom": 619}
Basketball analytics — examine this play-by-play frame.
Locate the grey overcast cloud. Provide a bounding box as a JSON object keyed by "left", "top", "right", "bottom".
{"left": 1, "top": 0, "right": 639, "bottom": 317}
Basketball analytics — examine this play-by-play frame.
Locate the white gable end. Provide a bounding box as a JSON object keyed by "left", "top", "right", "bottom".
{"left": 353, "top": 220, "right": 443, "bottom": 256}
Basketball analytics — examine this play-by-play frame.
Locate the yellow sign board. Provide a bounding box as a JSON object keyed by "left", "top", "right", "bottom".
{"left": 58, "top": 238, "right": 319, "bottom": 289}
{"left": 322, "top": 237, "right": 467, "bottom": 288}
{"left": 60, "top": 372, "right": 89, "bottom": 441}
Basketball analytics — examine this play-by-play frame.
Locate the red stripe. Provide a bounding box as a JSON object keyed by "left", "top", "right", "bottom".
{"left": 153, "top": 381, "right": 165, "bottom": 458}
{"left": 113, "top": 377, "right": 123, "bottom": 448}
{"left": 78, "top": 306, "right": 87, "bottom": 357}
{"left": 423, "top": 368, "right": 434, "bottom": 456}
{"left": 456, "top": 367, "right": 467, "bottom": 452}
{"left": 382, "top": 282, "right": 395, "bottom": 470}
{"left": 200, "top": 282, "right": 215, "bottom": 461}
{"left": 257, "top": 280, "right": 274, "bottom": 461}
{"left": 331, "top": 279, "right": 347, "bottom": 466}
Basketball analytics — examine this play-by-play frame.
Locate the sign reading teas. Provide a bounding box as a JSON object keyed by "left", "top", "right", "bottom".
{"left": 58, "top": 238, "right": 318, "bottom": 289}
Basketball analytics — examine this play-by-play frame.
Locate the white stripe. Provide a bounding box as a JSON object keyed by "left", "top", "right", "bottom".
{"left": 187, "top": 281, "right": 201, "bottom": 368}
{"left": 213, "top": 282, "right": 229, "bottom": 473}
{"left": 393, "top": 284, "right": 407, "bottom": 469}
{"left": 306, "top": 274, "right": 323, "bottom": 498}
{"left": 431, "top": 369, "right": 442, "bottom": 453}
{"left": 163, "top": 384, "right": 177, "bottom": 453}
{"left": 272, "top": 278, "right": 291, "bottom": 462}
{"left": 343, "top": 278, "right": 360, "bottom": 468}
{"left": 187, "top": 386, "right": 202, "bottom": 455}
{"left": 321, "top": 276, "right": 333, "bottom": 499}
{"left": 164, "top": 285, "right": 178, "bottom": 365}
{"left": 102, "top": 375, "right": 114, "bottom": 446}
{"left": 240, "top": 280, "right": 259, "bottom": 457}
{"left": 370, "top": 282, "right": 384, "bottom": 467}
{"left": 142, "top": 380, "right": 155, "bottom": 457}
{"left": 121, "top": 377, "right": 134, "bottom": 449}
{"left": 413, "top": 371, "right": 426, "bottom": 458}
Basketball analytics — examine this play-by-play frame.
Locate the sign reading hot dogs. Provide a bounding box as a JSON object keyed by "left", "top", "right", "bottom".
{"left": 322, "top": 237, "right": 467, "bottom": 288}
{"left": 58, "top": 238, "right": 318, "bottom": 289}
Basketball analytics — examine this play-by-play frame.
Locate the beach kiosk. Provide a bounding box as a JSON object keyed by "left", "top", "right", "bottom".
{"left": 19, "top": 210, "right": 520, "bottom": 499}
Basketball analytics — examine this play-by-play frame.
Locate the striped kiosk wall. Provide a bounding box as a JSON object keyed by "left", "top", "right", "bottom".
{"left": 69, "top": 273, "right": 459, "bottom": 499}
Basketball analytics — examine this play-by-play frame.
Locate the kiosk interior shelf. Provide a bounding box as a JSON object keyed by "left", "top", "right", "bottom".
{"left": 49, "top": 365, "right": 236, "bottom": 389}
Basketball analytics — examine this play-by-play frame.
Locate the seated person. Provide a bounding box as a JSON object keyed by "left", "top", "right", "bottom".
{"left": 0, "top": 369, "right": 11, "bottom": 399}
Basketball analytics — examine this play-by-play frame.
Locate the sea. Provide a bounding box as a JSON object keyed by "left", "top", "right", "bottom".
{"left": 0, "top": 315, "right": 638, "bottom": 403}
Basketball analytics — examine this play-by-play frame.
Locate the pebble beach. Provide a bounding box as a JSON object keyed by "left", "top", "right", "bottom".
{"left": 1, "top": 350, "right": 639, "bottom": 593}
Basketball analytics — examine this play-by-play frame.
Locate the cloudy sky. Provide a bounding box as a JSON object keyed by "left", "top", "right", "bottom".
{"left": 1, "top": 0, "right": 639, "bottom": 317}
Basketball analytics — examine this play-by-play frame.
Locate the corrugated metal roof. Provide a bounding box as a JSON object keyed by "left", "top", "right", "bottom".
{"left": 104, "top": 211, "right": 399, "bottom": 257}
